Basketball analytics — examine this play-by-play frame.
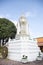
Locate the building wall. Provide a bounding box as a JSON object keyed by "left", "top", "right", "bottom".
{"left": 36, "top": 37, "right": 43, "bottom": 52}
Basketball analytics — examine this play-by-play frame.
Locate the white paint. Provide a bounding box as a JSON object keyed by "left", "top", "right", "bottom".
{"left": 7, "top": 15, "right": 40, "bottom": 62}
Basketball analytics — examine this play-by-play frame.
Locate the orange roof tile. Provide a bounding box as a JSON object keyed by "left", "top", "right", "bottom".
{"left": 36, "top": 37, "right": 43, "bottom": 46}
{"left": 37, "top": 37, "right": 43, "bottom": 43}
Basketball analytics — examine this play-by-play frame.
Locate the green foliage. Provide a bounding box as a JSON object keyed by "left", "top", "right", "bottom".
{"left": 0, "top": 18, "right": 17, "bottom": 45}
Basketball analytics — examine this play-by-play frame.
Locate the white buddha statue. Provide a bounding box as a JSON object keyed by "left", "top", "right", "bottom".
{"left": 16, "top": 15, "right": 30, "bottom": 40}
{"left": 8, "top": 15, "right": 41, "bottom": 62}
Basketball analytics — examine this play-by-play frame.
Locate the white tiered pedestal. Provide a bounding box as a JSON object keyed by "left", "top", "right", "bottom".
{"left": 8, "top": 37, "right": 40, "bottom": 62}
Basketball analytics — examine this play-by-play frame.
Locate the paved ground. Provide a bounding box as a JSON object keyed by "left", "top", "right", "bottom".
{"left": 0, "top": 59, "right": 43, "bottom": 65}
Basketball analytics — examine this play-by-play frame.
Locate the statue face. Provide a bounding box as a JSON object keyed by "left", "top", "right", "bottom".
{"left": 19, "top": 16, "right": 26, "bottom": 24}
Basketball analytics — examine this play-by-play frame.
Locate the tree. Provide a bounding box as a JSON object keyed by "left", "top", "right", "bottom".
{"left": 0, "top": 18, "right": 17, "bottom": 46}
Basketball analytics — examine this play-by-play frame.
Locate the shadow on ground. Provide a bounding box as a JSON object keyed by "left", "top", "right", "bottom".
{"left": 0, "top": 59, "right": 43, "bottom": 65}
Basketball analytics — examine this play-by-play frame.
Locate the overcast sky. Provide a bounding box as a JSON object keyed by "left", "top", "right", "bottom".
{"left": 0, "top": 0, "right": 43, "bottom": 38}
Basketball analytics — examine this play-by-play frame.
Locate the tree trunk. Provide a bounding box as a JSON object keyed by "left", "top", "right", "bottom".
{"left": 0, "top": 39, "right": 3, "bottom": 46}
{"left": 2, "top": 39, "right": 4, "bottom": 45}
{"left": 0, "top": 39, "right": 1, "bottom": 46}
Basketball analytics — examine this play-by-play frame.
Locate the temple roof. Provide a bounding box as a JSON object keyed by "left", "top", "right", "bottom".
{"left": 36, "top": 37, "right": 43, "bottom": 46}
{"left": 37, "top": 37, "right": 43, "bottom": 43}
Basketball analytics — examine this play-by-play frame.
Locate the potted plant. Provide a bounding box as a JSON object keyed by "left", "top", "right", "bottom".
{"left": 36, "top": 52, "right": 42, "bottom": 60}
{"left": 21, "top": 55, "right": 28, "bottom": 63}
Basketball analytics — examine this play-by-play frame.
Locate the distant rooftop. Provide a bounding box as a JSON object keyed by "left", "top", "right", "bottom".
{"left": 36, "top": 37, "right": 43, "bottom": 46}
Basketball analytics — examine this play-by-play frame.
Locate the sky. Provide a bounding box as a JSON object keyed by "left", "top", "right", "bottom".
{"left": 0, "top": 0, "right": 43, "bottom": 38}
